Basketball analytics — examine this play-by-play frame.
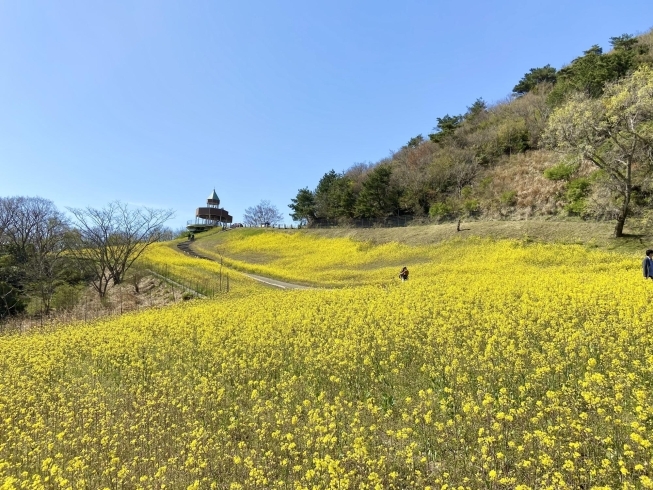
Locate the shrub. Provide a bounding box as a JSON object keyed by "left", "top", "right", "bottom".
{"left": 564, "top": 178, "right": 591, "bottom": 215}
{"left": 0, "top": 281, "right": 25, "bottom": 318}
{"left": 429, "top": 202, "right": 452, "bottom": 219}
{"left": 464, "top": 199, "right": 480, "bottom": 214}
{"left": 51, "top": 284, "right": 82, "bottom": 311}
{"left": 25, "top": 297, "right": 43, "bottom": 316}
{"left": 496, "top": 118, "right": 530, "bottom": 154}
{"left": 479, "top": 177, "right": 493, "bottom": 191}
{"left": 543, "top": 161, "right": 578, "bottom": 181}
{"left": 500, "top": 190, "right": 518, "bottom": 206}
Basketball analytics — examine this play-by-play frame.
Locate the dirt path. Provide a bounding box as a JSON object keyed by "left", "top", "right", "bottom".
{"left": 176, "top": 241, "right": 312, "bottom": 290}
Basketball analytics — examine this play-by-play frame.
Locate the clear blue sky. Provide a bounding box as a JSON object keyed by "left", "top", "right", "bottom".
{"left": 1, "top": 1, "right": 650, "bottom": 229}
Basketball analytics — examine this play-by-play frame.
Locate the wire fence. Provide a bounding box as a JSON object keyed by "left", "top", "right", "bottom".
{"left": 187, "top": 215, "right": 434, "bottom": 232}
{"left": 0, "top": 281, "right": 188, "bottom": 334}
{"left": 224, "top": 216, "right": 431, "bottom": 230}
{"left": 306, "top": 216, "right": 430, "bottom": 229}
{"left": 146, "top": 263, "right": 229, "bottom": 299}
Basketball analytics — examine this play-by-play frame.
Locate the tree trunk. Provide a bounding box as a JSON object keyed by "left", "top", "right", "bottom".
{"left": 112, "top": 267, "right": 125, "bottom": 285}
{"left": 614, "top": 215, "right": 626, "bottom": 238}
{"left": 614, "top": 188, "right": 631, "bottom": 238}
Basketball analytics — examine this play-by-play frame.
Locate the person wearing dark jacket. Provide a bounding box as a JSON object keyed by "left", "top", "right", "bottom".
{"left": 399, "top": 267, "right": 409, "bottom": 281}
{"left": 643, "top": 250, "right": 653, "bottom": 279}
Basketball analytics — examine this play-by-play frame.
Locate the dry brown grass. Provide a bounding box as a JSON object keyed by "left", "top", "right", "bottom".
{"left": 481, "top": 151, "right": 564, "bottom": 218}
{"left": 193, "top": 211, "right": 653, "bottom": 258}
{"left": 1, "top": 273, "right": 188, "bottom": 333}
{"left": 478, "top": 150, "right": 598, "bottom": 219}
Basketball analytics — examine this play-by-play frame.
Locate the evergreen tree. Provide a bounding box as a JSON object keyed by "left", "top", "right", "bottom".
{"left": 513, "top": 65, "right": 557, "bottom": 95}
{"left": 465, "top": 98, "right": 488, "bottom": 120}
{"left": 549, "top": 39, "right": 642, "bottom": 104}
{"left": 428, "top": 114, "right": 463, "bottom": 143}
{"left": 288, "top": 188, "right": 316, "bottom": 224}
{"left": 314, "top": 170, "right": 355, "bottom": 220}
{"left": 355, "top": 166, "right": 400, "bottom": 218}
{"left": 403, "top": 134, "right": 424, "bottom": 149}
{"left": 609, "top": 34, "right": 638, "bottom": 52}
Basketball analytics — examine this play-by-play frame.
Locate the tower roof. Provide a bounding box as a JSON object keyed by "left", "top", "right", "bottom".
{"left": 208, "top": 189, "right": 220, "bottom": 202}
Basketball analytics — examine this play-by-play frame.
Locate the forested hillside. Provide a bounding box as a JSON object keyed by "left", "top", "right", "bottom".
{"left": 289, "top": 30, "right": 653, "bottom": 236}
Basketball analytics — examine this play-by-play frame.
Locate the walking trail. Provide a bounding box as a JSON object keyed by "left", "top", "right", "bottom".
{"left": 176, "top": 241, "right": 312, "bottom": 290}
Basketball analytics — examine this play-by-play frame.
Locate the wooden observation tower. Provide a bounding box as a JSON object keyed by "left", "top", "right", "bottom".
{"left": 187, "top": 189, "right": 233, "bottom": 232}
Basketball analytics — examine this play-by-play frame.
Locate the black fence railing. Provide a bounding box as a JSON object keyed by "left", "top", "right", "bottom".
{"left": 307, "top": 216, "right": 429, "bottom": 228}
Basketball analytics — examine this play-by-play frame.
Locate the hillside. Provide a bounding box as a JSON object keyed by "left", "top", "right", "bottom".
{"left": 195, "top": 219, "right": 653, "bottom": 267}
{"left": 288, "top": 29, "right": 653, "bottom": 238}
{"left": 187, "top": 224, "right": 649, "bottom": 290}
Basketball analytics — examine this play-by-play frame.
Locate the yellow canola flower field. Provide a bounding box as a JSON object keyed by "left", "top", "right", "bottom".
{"left": 194, "top": 229, "right": 421, "bottom": 286}
{"left": 142, "top": 242, "right": 267, "bottom": 298}
{"left": 194, "top": 229, "right": 634, "bottom": 287}
{"left": 1, "top": 236, "right": 653, "bottom": 489}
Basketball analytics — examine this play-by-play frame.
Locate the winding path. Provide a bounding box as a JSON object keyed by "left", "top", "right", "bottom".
{"left": 176, "top": 241, "right": 311, "bottom": 290}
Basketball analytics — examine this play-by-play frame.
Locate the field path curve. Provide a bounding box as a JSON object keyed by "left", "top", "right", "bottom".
{"left": 176, "top": 241, "right": 312, "bottom": 290}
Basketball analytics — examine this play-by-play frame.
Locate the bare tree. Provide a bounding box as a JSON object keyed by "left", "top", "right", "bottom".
{"left": 243, "top": 200, "right": 284, "bottom": 226}
{"left": 24, "top": 204, "right": 69, "bottom": 314}
{"left": 158, "top": 227, "right": 181, "bottom": 241}
{"left": 0, "top": 196, "right": 68, "bottom": 314}
{"left": 445, "top": 147, "right": 479, "bottom": 197}
{"left": 0, "top": 198, "right": 14, "bottom": 243}
{"left": 67, "top": 202, "right": 174, "bottom": 297}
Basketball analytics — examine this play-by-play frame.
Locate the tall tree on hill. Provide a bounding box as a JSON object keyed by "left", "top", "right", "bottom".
{"left": 447, "top": 148, "right": 479, "bottom": 197}
{"left": 314, "top": 170, "right": 356, "bottom": 220}
{"left": 288, "top": 188, "right": 316, "bottom": 225}
{"left": 465, "top": 98, "right": 488, "bottom": 121}
{"left": 402, "top": 134, "right": 424, "bottom": 149}
{"left": 549, "top": 37, "right": 646, "bottom": 105}
{"left": 67, "top": 202, "right": 174, "bottom": 297}
{"left": 428, "top": 114, "right": 463, "bottom": 144}
{"left": 610, "top": 34, "right": 639, "bottom": 52}
{"left": 513, "top": 65, "right": 557, "bottom": 95}
{"left": 392, "top": 143, "right": 437, "bottom": 215}
{"left": 544, "top": 65, "right": 653, "bottom": 237}
{"left": 556, "top": 45, "right": 608, "bottom": 99}
{"left": 243, "top": 200, "right": 284, "bottom": 227}
{"left": 0, "top": 198, "right": 24, "bottom": 318}
{"left": 355, "top": 165, "right": 401, "bottom": 219}
{"left": 0, "top": 196, "right": 68, "bottom": 315}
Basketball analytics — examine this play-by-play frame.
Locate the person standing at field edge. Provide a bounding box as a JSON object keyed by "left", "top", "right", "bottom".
{"left": 643, "top": 249, "right": 653, "bottom": 279}
{"left": 399, "top": 266, "right": 409, "bottom": 282}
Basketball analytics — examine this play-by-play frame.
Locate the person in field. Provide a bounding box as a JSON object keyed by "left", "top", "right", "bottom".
{"left": 399, "top": 266, "right": 409, "bottom": 281}
{"left": 643, "top": 249, "right": 653, "bottom": 280}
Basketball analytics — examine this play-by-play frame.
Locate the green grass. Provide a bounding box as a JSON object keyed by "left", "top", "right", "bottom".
{"left": 307, "top": 219, "right": 653, "bottom": 254}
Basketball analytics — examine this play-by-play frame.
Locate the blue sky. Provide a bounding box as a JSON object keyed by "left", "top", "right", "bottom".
{"left": 0, "top": 1, "right": 651, "bottom": 229}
